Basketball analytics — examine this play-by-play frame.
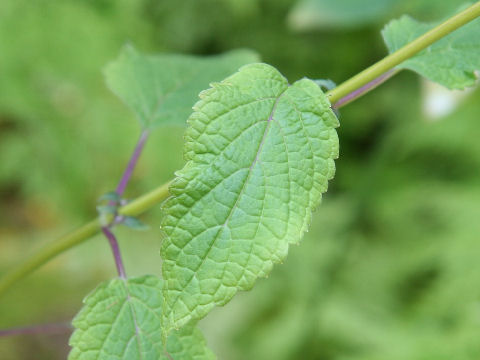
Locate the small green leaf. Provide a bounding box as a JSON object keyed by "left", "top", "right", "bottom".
{"left": 313, "top": 79, "right": 337, "bottom": 91}
{"left": 98, "top": 191, "right": 121, "bottom": 203}
{"left": 105, "top": 45, "right": 260, "bottom": 129}
{"left": 96, "top": 205, "right": 116, "bottom": 227}
{"left": 382, "top": 13, "right": 480, "bottom": 89}
{"left": 161, "top": 63, "right": 339, "bottom": 330}
{"left": 68, "top": 275, "right": 214, "bottom": 360}
{"left": 96, "top": 205, "right": 117, "bottom": 215}
{"left": 122, "top": 216, "right": 150, "bottom": 231}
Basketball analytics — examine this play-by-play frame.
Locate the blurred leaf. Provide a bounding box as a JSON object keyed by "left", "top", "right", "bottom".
{"left": 401, "top": 0, "right": 473, "bottom": 22}
{"left": 382, "top": 12, "right": 480, "bottom": 89}
{"left": 68, "top": 275, "right": 214, "bottom": 360}
{"left": 160, "top": 63, "right": 339, "bottom": 330}
{"left": 104, "top": 45, "right": 260, "bottom": 129}
{"left": 288, "top": 0, "right": 400, "bottom": 31}
{"left": 95, "top": 205, "right": 116, "bottom": 214}
{"left": 97, "top": 191, "right": 121, "bottom": 203}
{"left": 122, "top": 215, "right": 150, "bottom": 231}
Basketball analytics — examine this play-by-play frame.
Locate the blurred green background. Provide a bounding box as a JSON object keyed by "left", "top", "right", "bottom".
{"left": 1, "top": 0, "right": 480, "bottom": 359}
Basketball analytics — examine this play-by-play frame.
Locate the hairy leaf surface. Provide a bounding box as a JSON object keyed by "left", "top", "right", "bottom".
{"left": 382, "top": 14, "right": 480, "bottom": 89}
{"left": 105, "top": 45, "right": 260, "bottom": 129}
{"left": 161, "top": 63, "right": 339, "bottom": 330}
{"left": 68, "top": 275, "right": 214, "bottom": 360}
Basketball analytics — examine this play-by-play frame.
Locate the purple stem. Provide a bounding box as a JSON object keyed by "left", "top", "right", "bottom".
{"left": 0, "top": 322, "right": 72, "bottom": 337}
{"left": 102, "top": 227, "right": 126, "bottom": 279}
{"left": 115, "top": 130, "right": 149, "bottom": 196}
{"left": 102, "top": 129, "right": 149, "bottom": 279}
{"left": 333, "top": 69, "right": 398, "bottom": 109}
{"left": 1, "top": 132, "right": 149, "bottom": 337}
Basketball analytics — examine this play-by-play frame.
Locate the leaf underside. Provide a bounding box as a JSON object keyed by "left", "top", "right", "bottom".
{"left": 382, "top": 14, "right": 480, "bottom": 89}
{"left": 104, "top": 45, "right": 260, "bottom": 129}
{"left": 160, "top": 63, "right": 339, "bottom": 330}
{"left": 68, "top": 275, "right": 214, "bottom": 360}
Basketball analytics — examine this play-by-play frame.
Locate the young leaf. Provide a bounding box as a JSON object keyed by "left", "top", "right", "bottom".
{"left": 97, "top": 191, "right": 121, "bottom": 204}
{"left": 122, "top": 215, "right": 150, "bottom": 231}
{"left": 160, "top": 63, "right": 339, "bottom": 330}
{"left": 105, "top": 45, "right": 260, "bottom": 129}
{"left": 68, "top": 275, "right": 214, "bottom": 360}
{"left": 382, "top": 13, "right": 480, "bottom": 89}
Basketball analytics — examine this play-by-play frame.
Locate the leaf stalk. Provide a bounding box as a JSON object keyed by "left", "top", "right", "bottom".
{"left": 326, "top": 1, "right": 480, "bottom": 103}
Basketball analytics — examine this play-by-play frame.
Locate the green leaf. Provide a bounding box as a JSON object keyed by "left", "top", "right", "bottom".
{"left": 160, "top": 63, "right": 339, "bottom": 330}
{"left": 98, "top": 191, "right": 121, "bottom": 204}
{"left": 122, "top": 216, "right": 150, "bottom": 231}
{"left": 313, "top": 79, "right": 337, "bottom": 91}
{"left": 382, "top": 13, "right": 480, "bottom": 89}
{"left": 104, "top": 45, "right": 260, "bottom": 129}
{"left": 68, "top": 275, "right": 214, "bottom": 360}
{"left": 96, "top": 205, "right": 117, "bottom": 215}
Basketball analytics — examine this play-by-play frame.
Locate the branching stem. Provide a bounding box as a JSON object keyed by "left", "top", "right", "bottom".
{"left": 333, "top": 69, "right": 399, "bottom": 109}
{"left": 1, "top": 2, "right": 480, "bottom": 298}
{"left": 116, "top": 130, "right": 149, "bottom": 196}
{"left": 326, "top": 1, "right": 480, "bottom": 103}
{"left": 101, "top": 129, "right": 149, "bottom": 278}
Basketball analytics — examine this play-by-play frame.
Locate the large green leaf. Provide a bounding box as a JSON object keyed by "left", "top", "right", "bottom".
{"left": 160, "top": 63, "right": 339, "bottom": 330}
{"left": 68, "top": 275, "right": 214, "bottom": 360}
{"left": 104, "top": 46, "right": 260, "bottom": 129}
{"left": 382, "top": 13, "right": 480, "bottom": 89}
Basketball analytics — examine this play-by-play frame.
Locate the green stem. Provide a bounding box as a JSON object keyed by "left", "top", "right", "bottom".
{"left": 326, "top": 1, "right": 480, "bottom": 103}
{"left": 1, "top": 2, "right": 480, "bottom": 298}
{"left": 118, "top": 181, "right": 171, "bottom": 217}
{"left": 0, "top": 182, "right": 170, "bottom": 298}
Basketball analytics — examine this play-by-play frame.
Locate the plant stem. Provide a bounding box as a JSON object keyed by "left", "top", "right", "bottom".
{"left": 0, "top": 220, "right": 100, "bottom": 298}
{"left": 0, "top": 182, "right": 171, "bottom": 298}
{"left": 1, "top": 3, "right": 480, "bottom": 298}
{"left": 116, "top": 130, "right": 149, "bottom": 196}
{"left": 0, "top": 322, "right": 72, "bottom": 337}
{"left": 101, "top": 130, "right": 149, "bottom": 278}
{"left": 102, "top": 227, "right": 126, "bottom": 278}
{"left": 332, "top": 69, "right": 399, "bottom": 109}
{"left": 117, "top": 181, "right": 171, "bottom": 216}
{"left": 326, "top": 1, "right": 480, "bottom": 103}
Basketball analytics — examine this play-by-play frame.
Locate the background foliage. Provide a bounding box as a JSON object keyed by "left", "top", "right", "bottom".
{"left": 1, "top": 0, "right": 479, "bottom": 359}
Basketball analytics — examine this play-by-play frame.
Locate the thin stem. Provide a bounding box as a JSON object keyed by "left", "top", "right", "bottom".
{"left": 116, "top": 130, "right": 149, "bottom": 196}
{"left": 0, "top": 182, "right": 170, "bottom": 298}
{"left": 333, "top": 69, "right": 399, "bottom": 109}
{"left": 118, "top": 181, "right": 171, "bottom": 217}
{"left": 0, "top": 322, "right": 72, "bottom": 337}
{"left": 0, "top": 220, "right": 100, "bottom": 298}
{"left": 326, "top": 1, "right": 480, "bottom": 103}
{"left": 1, "top": 3, "right": 480, "bottom": 298}
{"left": 102, "top": 227, "right": 126, "bottom": 278}
{"left": 101, "top": 129, "right": 149, "bottom": 278}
